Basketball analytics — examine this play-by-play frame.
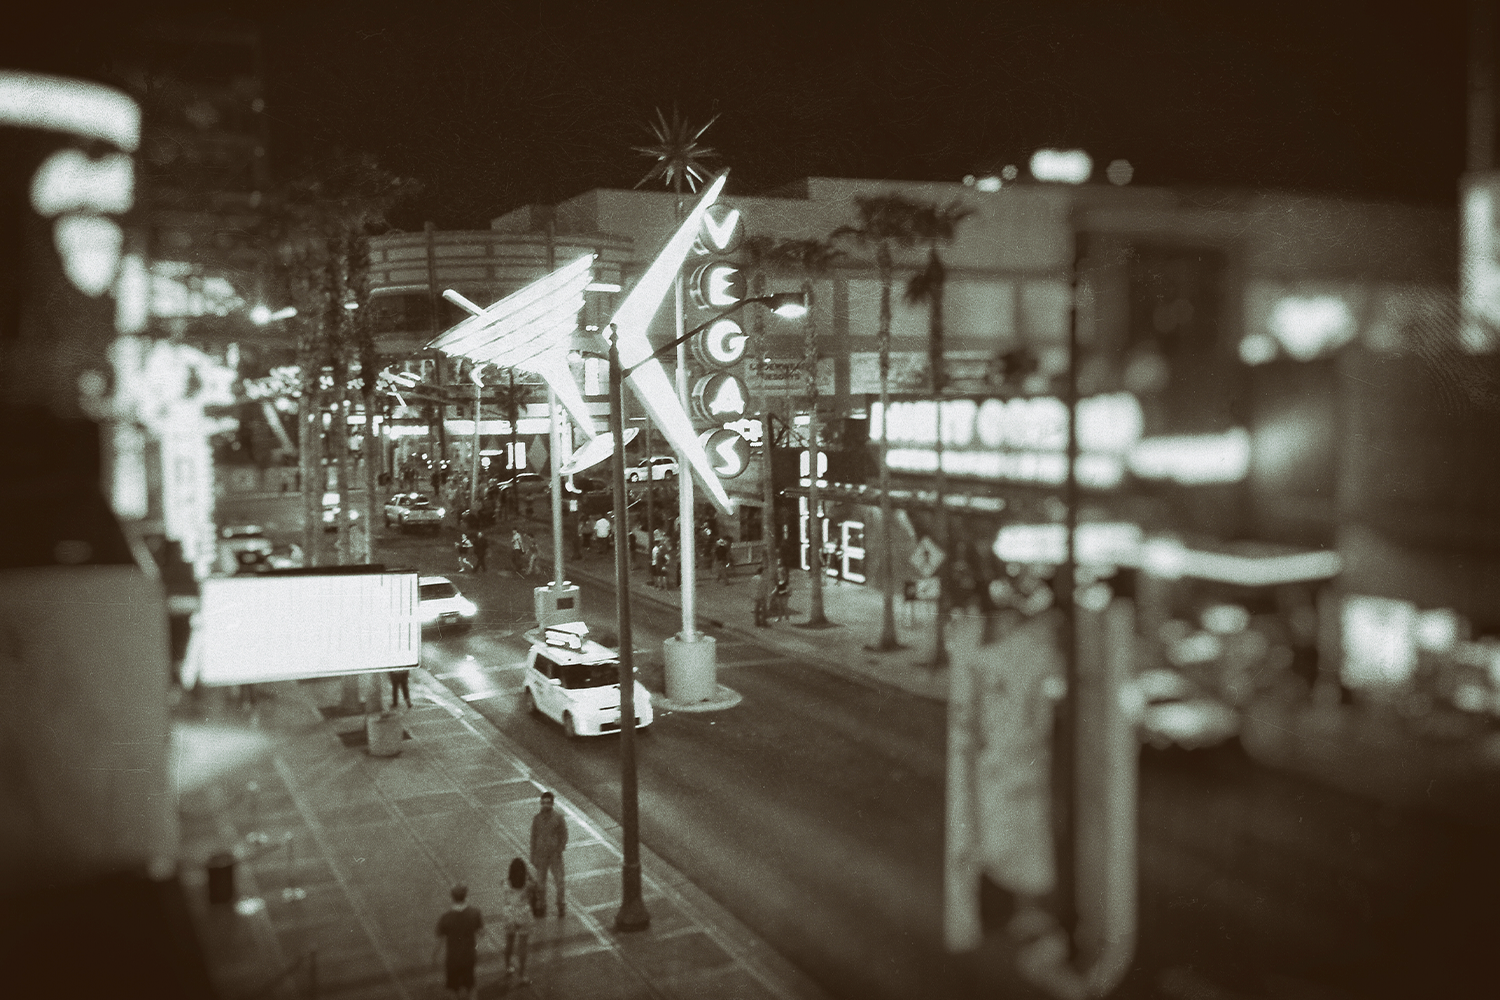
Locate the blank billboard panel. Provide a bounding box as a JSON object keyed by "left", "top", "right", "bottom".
{"left": 186, "top": 571, "right": 420, "bottom": 686}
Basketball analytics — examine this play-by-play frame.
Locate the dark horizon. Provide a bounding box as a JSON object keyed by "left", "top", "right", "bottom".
{"left": 5, "top": 1, "right": 1476, "bottom": 228}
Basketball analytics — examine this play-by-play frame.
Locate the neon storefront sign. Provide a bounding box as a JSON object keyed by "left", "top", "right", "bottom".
{"left": 873, "top": 393, "right": 1251, "bottom": 488}
{"left": 873, "top": 393, "right": 1143, "bottom": 489}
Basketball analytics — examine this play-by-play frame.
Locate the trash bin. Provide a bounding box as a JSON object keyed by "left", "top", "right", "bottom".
{"left": 366, "top": 711, "right": 404, "bottom": 757}
{"left": 207, "top": 851, "right": 236, "bottom": 904}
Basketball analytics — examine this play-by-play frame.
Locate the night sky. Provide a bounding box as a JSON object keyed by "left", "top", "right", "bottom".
{"left": 10, "top": 1, "right": 1474, "bottom": 228}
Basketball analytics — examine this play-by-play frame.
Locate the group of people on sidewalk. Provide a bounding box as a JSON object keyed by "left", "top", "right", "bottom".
{"left": 432, "top": 790, "right": 569, "bottom": 997}
{"left": 752, "top": 562, "right": 792, "bottom": 627}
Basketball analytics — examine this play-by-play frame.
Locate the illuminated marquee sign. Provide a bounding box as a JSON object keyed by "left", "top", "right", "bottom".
{"left": 874, "top": 394, "right": 1143, "bottom": 489}
{"left": 874, "top": 393, "right": 1251, "bottom": 488}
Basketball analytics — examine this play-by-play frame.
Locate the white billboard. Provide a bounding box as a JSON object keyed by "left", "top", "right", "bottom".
{"left": 184, "top": 571, "right": 420, "bottom": 686}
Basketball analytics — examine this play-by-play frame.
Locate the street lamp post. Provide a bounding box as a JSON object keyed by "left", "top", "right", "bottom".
{"left": 577, "top": 292, "right": 806, "bottom": 933}
{"left": 605, "top": 324, "right": 650, "bottom": 932}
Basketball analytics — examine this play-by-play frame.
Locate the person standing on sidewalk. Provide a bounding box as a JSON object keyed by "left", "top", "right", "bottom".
{"left": 524, "top": 529, "right": 540, "bottom": 576}
{"left": 473, "top": 530, "right": 488, "bottom": 573}
{"left": 388, "top": 669, "right": 411, "bottom": 709}
{"left": 500, "top": 858, "right": 537, "bottom": 986}
{"left": 529, "top": 791, "right": 568, "bottom": 918}
{"left": 572, "top": 513, "right": 586, "bottom": 560}
{"left": 714, "top": 535, "right": 731, "bottom": 584}
{"left": 752, "top": 565, "right": 770, "bottom": 627}
{"left": 593, "top": 513, "right": 611, "bottom": 554}
{"left": 433, "top": 884, "right": 483, "bottom": 1000}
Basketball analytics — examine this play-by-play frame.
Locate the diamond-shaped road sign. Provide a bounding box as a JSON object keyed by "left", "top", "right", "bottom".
{"left": 910, "top": 536, "right": 946, "bottom": 578}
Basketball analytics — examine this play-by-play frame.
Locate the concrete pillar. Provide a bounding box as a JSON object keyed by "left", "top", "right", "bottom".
{"left": 664, "top": 633, "right": 717, "bottom": 704}
{"left": 534, "top": 583, "right": 582, "bottom": 630}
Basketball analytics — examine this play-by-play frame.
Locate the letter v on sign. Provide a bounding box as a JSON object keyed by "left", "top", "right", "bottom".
{"left": 697, "top": 204, "right": 743, "bottom": 255}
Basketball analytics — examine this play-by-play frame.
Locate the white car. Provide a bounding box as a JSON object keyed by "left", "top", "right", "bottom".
{"left": 384, "top": 492, "right": 445, "bottom": 532}
{"left": 625, "top": 456, "right": 678, "bottom": 482}
{"left": 419, "top": 575, "right": 478, "bottom": 632}
{"left": 521, "top": 622, "right": 654, "bottom": 738}
{"left": 1127, "top": 668, "right": 1240, "bottom": 751}
{"left": 321, "top": 492, "right": 361, "bottom": 531}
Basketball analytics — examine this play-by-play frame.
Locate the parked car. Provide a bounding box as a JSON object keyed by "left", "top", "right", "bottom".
{"left": 321, "top": 492, "right": 361, "bottom": 532}
{"left": 521, "top": 622, "right": 654, "bottom": 738}
{"left": 384, "top": 492, "right": 445, "bottom": 532}
{"left": 1127, "top": 668, "right": 1240, "bottom": 750}
{"left": 216, "top": 525, "right": 272, "bottom": 575}
{"left": 418, "top": 575, "right": 478, "bottom": 632}
{"left": 624, "top": 456, "right": 678, "bottom": 482}
{"left": 497, "top": 472, "right": 549, "bottom": 495}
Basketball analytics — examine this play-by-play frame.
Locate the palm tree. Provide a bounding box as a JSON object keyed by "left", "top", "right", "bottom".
{"left": 744, "top": 237, "right": 844, "bottom": 626}
{"left": 272, "top": 151, "right": 417, "bottom": 566}
{"left": 903, "top": 200, "right": 973, "bottom": 667}
{"left": 831, "top": 195, "right": 929, "bottom": 652}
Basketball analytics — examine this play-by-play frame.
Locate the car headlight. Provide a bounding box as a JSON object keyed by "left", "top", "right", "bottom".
{"left": 458, "top": 598, "right": 478, "bottom": 617}
{"left": 435, "top": 507, "right": 446, "bottom": 517}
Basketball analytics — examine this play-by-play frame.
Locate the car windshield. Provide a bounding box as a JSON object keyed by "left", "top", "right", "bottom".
{"left": 420, "top": 582, "right": 459, "bottom": 600}
{"left": 560, "top": 660, "right": 618, "bottom": 689}
{"left": 408, "top": 497, "right": 433, "bottom": 508}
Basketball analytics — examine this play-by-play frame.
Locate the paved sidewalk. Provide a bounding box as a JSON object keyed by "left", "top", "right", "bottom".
{"left": 174, "top": 674, "right": 829, "bottom": 1000}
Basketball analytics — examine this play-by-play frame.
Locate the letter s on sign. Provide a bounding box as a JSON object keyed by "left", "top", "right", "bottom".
{"left": 698, "top": 429, "right": 750, "bottom": 479}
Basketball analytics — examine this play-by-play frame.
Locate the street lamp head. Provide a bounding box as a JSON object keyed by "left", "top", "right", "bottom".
{"left": 764, "top": 291, "right": 808, "bottom": 319}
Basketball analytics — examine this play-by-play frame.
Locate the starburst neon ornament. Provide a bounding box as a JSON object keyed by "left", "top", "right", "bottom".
{"left": 633, "top": 106, "right": 720, "bottom": 194}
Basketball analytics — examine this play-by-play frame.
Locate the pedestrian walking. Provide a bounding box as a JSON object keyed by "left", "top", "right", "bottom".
{"left": 772, "top": 565, "right": 790, "bottom": 621}
{"left": 500, "top": 858, "right": 537, "bottom": 986}
{"left": 511, "top": 527, "right": 526, "bottom": 574}
{"left": 388, "top": 669, "right": 412, "bottom": 709}
{"left": 572, "top": 514, "right": 586, "bottom": 560}
{"left": 752, "top": 566, "right": 770, "bottom": 627}
{"left": 456, "top": 533, "right": 475, "bottom": 573}
{"left": 593, "top": 514, "right": 611, "bottom": 554}
{"left": 714, "top": 535, "right": 731, "bottom": 584}
{"left": 433, "top": 884, "right": 483, "bottom": 1000}
{"left": 650, "top": 540, "right": 664, "bottom": 588}
{"left": 529, "top": 791, "right": 568, "bottom": 918}
{"left": 524, "top": 530, "right": 540, "bottom": 575}
{"left": 473, "top": 530, "right": 488, "bottom": 573}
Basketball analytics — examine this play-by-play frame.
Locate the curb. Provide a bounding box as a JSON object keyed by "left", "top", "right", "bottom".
{"left": 565, "top": 558, "right": 950, "bottom": 703}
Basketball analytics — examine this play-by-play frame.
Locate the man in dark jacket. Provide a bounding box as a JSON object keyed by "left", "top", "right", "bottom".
{"left": 528, "top": 791, "right": 569, "bottom": 917}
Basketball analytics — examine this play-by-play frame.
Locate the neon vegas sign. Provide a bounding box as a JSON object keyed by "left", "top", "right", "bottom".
{"left": 872, "top": 394, "right": 1250, "bottom": 488}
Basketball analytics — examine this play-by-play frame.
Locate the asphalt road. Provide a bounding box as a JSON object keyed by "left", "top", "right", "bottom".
{"left": 217, "top": 493, "right": 1500, "bottom": 1000}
